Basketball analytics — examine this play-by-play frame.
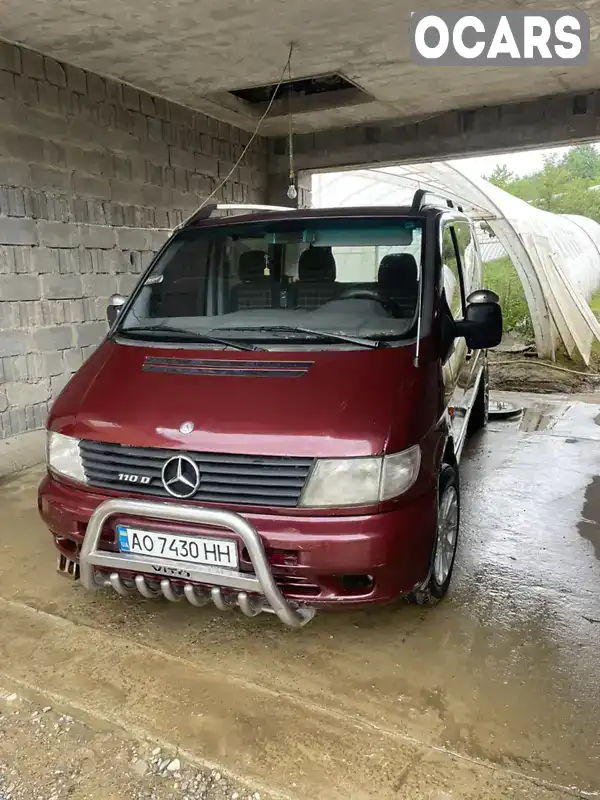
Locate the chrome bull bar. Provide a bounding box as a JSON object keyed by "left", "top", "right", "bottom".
{"left": 80, "top": 499, "right": 315, "bottom": 628}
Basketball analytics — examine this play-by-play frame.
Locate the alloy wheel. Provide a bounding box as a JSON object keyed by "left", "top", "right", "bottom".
{"left": 433, "top": 485, "right": 459, "bottom": 585}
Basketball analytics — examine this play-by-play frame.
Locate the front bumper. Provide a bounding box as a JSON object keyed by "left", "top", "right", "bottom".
{"left": 39, "top": 473, "right": 436, "bottom": 623}
{"left": 81, "top": 497, "right": 315, "bottom": 627}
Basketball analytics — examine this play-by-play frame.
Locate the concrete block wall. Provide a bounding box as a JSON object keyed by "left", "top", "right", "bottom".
{"left": 0, "top": 39, "right": 268, "bottom": 446}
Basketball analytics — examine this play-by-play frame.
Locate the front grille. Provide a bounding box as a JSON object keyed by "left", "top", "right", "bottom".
{"left": 79, "top": 440, "right": 314, "bottom": 508}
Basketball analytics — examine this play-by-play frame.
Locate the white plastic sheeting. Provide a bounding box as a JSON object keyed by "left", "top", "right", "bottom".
{"left": 478, "top": 238, "right": 506, "bottom": 263}
{"left": 312, "top": 164, "right": 600, "bottom": 363}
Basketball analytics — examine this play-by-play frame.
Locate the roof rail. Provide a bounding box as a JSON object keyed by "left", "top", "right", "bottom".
{"left": 411, "top": 189, "right": 465, "bottom": 213}
{"left": 179, "top": 202, "right": 218, "bottom": 229}
{"left": 177, "top": 203, "right": 293, "bottom": 230}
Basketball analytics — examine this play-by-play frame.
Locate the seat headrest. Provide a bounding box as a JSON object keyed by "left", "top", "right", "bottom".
{"left": 378, "top": 253, "right": 418, "bottom": 293}
{"left": 239, "top": 250, "right": 269, "bottom": 281}
{"left": 298, "top": 247, "right": 336, "bottom": 282}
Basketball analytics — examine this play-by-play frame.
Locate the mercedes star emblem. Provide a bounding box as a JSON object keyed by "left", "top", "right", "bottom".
{"left": 161, "top": 456, "right": 200, "bottom": 499}
{"left": 179, "top": 421, "right": 194, "bottom": 434}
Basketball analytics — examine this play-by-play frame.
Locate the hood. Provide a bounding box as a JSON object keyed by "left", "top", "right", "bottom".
{"left": 49, "top": 340, "right": 426, "bottom": 458}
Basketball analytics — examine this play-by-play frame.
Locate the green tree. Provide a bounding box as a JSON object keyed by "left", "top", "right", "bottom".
{"left": 561, "top": 144, "right": 600, "bottom": 182}
{"left": 487, "top": 144, "right": 600, "bottom": 223}
{"left": 485, "top": 164, "right": 515, "bottom": 191}
{"left": 531, "top": 154, "right": 567, "bottom": 212}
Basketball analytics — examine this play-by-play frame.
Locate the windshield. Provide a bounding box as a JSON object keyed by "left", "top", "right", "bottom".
{"left": 118, "top": 217, "right": 424, "bottom": 347}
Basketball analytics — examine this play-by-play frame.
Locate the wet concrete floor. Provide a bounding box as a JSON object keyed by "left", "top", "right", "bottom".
{"left": 0, "top": 391, "right": 599, "bottom": 799}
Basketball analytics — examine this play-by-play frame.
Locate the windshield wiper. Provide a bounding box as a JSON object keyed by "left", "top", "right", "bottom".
{"left": 118, "top": 325, "right": 264, "bottom": 352}
{"left": 218, "top": 325, "right": 384, "bottom": 349}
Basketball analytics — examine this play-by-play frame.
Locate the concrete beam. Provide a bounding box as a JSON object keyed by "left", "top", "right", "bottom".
{"left": 268, "top": 90, "right": 600, "bottom": 174}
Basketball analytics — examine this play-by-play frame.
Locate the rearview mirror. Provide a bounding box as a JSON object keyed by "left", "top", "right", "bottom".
{"left": 454, "top": 289, "right": 502, "bottom": 350}
{"left": 107, "top": 294, "right": 127, "bottom": 326}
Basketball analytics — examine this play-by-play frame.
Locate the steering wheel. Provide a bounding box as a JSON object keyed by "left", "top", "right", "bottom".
{"left": 339, "top": 287, "right": 394, "bottom": 311}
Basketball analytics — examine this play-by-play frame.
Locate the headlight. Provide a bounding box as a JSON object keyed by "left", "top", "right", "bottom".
{"left": 300, "top": 457, "right": 382, "bottom": 508}
{"left": 47, "top": 431, "right": 87, "bottom": 484}
{"left": 299, "top": 445, "right": 421, "bottom": 508}
{"left": 380, "top": 446, "right": 421, "bottom": 501}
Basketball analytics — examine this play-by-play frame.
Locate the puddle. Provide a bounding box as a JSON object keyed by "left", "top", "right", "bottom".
{"left": 489, "top": 399, "right": 600, "bottom": 437}
{"left": 578, "top": 475, "right": 600, "bottom": 560}
{"left": 519, "top": 405, "right": 556, "bottom": 431}
{"left": 488, "top": 401, "right": 559, "bottom": 433}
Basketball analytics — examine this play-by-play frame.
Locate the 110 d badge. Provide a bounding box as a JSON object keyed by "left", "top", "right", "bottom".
{"left": 118, "top": 473, "right": 151, "bottom": 485}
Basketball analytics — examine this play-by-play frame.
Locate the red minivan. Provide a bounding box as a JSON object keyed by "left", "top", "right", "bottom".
{"left": 38, "top": 194, "right": 502, "bottom": 627}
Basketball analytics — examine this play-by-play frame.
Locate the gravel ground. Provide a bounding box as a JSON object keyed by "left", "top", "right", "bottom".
{"left": 0, "top": 688, "right": 275, "bottom": 800}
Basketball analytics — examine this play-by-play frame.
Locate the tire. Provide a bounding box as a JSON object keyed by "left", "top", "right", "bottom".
{"left": 467, "top": 355, "right": 489, "bottom": 436}
{"left": 410, "top": 463, "right": 460, "bottom": 604}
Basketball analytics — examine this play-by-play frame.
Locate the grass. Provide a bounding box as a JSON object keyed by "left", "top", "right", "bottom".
{"left": 484, "top": 255, "right": 600, "bottom": 366}
{"left": 483, "top": 255, "right": 600, "bottom": 372}
{"left": 591, "top": 288, "right": 600, "bottom": 362}
{"left": 591, "top": 288, "right": 600, "bottom": 320}
{"left": 483, "top": 255, "right": 533, "bottom": 338}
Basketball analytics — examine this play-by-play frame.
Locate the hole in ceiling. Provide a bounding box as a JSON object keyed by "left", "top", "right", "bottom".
{"left": 226, "top": 72, "right": 373, "bottom": 116}
{"left": 231, "top": 73, "right": 355, "bottom": 104}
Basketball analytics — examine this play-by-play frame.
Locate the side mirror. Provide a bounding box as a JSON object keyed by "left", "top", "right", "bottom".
{"left": 107, "top": 294, "right": 127, "bottom": 326}
{"left": 455, "top": 289, "right": 503, "bottom": 350}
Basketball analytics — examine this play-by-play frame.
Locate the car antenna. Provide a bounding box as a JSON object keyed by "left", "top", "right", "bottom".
{"left": 413, "top": 263, "right": 423, "bottom": 368}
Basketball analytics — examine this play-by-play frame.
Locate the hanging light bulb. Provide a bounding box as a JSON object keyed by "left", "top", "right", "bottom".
{"left": 287, "top": 164, "right": 297, "bottom": 201}
{"left": 286, "top": 45, "right": 297, "bottom": 205}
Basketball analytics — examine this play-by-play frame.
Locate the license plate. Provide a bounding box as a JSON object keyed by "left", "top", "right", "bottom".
{"left": 116, "top": 526, "right": 238, "bottom": 570}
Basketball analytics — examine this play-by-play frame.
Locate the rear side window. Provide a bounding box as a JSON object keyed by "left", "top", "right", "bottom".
{"left": 329, "top": 241, "right": 422, "bottom": 284}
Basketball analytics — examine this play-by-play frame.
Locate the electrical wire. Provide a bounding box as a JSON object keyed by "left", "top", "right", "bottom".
{"left": 197, "top": 44, "right": 294, "bottom": 213}
{"left": 287, "top": 52, "right": 295, "bottom": 193}
{"left": 492, "top": 358, "right": 600, "bottom": 377}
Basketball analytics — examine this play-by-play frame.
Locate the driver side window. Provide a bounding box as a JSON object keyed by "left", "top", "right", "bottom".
{"left": 441, "top": 226, "right": 466, "bottom": 321}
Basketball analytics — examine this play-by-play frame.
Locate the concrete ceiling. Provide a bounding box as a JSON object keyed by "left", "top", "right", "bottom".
{"left": 1, "top": 0, "right": 600, "bottom": 136}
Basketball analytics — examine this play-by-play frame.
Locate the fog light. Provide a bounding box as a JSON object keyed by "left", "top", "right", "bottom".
{"left": 339, "top": 574, "right": 375, "bottom": 594}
